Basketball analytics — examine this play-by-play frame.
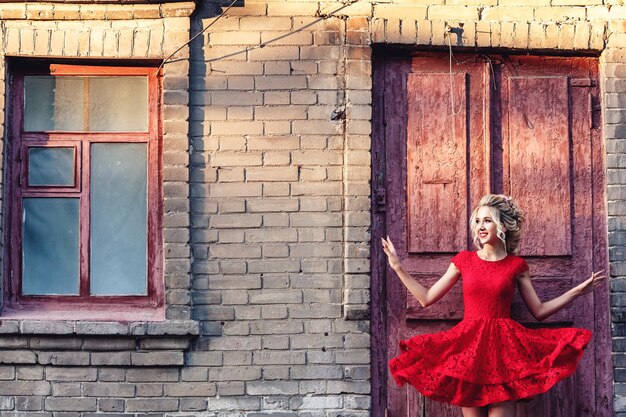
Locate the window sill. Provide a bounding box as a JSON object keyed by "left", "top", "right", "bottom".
{"left": 0, "top": 318, "right": 199, "bottom": 366}
{"left": 0, "top": 318, "right": 199, "bottom": 337}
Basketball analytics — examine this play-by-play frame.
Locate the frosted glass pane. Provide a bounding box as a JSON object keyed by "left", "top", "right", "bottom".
{"left": 90, "top": 143, "right": 147, "bottom": 295}
{"left": 24, "top": 76, "right": 148, "bottom": 132}
{"left": 88, "top": 77, "right": 148, "bottom": 132}
{"left": 22, "top": 198, "right": 79, "bottom": 295}
{"left": 24, "top": 77, "right": 84, "bottom": 131}
{"left": 28, "top": 147, "right": 75, "bottom": 186}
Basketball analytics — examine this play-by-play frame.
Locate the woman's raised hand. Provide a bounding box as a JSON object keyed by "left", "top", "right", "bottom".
{"left": 576, "top": 270, "right": 606, "bottom": 296}
{"left": 381, "top": 236, "right": 402, "bottom": 271}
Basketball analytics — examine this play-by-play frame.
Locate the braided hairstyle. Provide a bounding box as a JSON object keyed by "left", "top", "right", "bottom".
{"left": 470, "top": 194, "right": 524, "bottom": 255}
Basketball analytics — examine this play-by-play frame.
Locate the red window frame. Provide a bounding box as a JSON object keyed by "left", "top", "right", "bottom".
{"left": 3, "top": 63, "right": 164, "bottom": 318}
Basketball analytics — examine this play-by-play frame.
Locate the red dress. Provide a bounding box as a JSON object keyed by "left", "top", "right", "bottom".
{"left": 388, "top": 250, "right": 591, "bottom": 407}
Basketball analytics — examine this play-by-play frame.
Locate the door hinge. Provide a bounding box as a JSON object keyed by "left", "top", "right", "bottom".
{"left": 570, "top": 78, "right": 595, "bottom": 87}
{"left": 375, "top": 188, "right": 386, "bottom": 212}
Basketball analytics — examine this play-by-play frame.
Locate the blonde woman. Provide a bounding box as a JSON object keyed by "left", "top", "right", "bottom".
{"left": 382, "top": 194, "right": 605, "bottom": 417}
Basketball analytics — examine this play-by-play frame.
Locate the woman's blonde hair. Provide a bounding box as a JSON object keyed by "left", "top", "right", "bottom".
{"left": 470, "top": 194, "right": 524, "bottom": 254}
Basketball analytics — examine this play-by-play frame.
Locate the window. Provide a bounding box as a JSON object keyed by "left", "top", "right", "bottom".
{"left": 4, "top": 63, "right": 163, "bottom": 318}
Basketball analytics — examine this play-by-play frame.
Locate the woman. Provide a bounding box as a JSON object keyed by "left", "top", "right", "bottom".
{"left": 382, "top": 194, "right": 605, "bottom": 417}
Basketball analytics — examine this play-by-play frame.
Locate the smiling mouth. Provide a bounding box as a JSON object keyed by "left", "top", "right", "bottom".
{"left": 479, "top": 232, "right": 488, "bottom": 238}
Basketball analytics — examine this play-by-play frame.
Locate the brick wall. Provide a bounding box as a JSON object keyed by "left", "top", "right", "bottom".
{"left": 0, "top": 0, "right": 623, "bottom": 415}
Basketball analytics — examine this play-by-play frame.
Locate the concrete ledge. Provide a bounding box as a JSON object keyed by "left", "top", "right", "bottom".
{"left": 0, "top": 2, "right": 196, "bottom": 20}
{"left": 0, "top": 320, "right": 200, "bottom": 337}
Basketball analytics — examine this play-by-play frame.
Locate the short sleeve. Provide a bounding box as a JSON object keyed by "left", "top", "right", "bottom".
{"left": 517, "top": 257, "right": 529, "bottom": 275}
{"left": 451, "top": 251, "right": 467, "bottom": 271}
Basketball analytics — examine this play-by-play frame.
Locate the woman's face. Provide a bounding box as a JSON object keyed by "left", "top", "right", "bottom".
{"left": 474, "top": 206, "right": 503, "bottom": 246}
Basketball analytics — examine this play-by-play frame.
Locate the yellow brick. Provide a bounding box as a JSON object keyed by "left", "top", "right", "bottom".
{"left": 262, "top": 31, "right": 313, "bottom": 46}
{"left": 476, "top": 21, "right": 491, "bottom": 47}
{"left": 490, "top": 22, "right": 502, "bottom": 47}
{"left": 211, "top": 31, "right": 260, "bottom": 46}
{"left": 481, "top": 7, "right": 534, "bottom": 22}
{"left": 373, "top": 5, "right": 428, "bottom": 20}
{"left": 132, "top": 4, "right": 161, "bottom": 19}
{"left": 78, "top": 5, "right": 106, "bottom": 20}
{"left": 447, "top": 0, "right": 496, "bottom": 5}
{"left": 528, "top": 23, "right": 546, "bottom": 49}
{"left": 431, "top": 20, "right": 447, "bottom": 46}
{"left": 133, "top": 30, "right": 150, "bottom": 57}
{"left": 267, "top": 2, "right": 318, "bottom": 17}
{"left": 240, "top": 16, "right": 292, "bottom": 31}
{"left": 590, "top": 23, "right": 607, "bottom": 51}
{"left": 372, "top": 18, "right": 385, "bottom": 43}
{"left": 0, "top": 3, "right": 26, "bottom": 19}
{"left": 103, "top": 31, "right": 118, "bottom": 56}
{"left": 20, "top": 28, "right": 35, "bottom": 54}
{"left": 428, "top": 6, "right": 479, "bottom": 20}
{"left": 118, "top": 30, "right": 133, "bottom": 57}
{"left": 26, "top": 3, "right": 54, "bottom": 20}
{"left": 89, "top": 29, "right": 105, "bottom": 56}
{"left": 401, "top": 20, "right": 418, "bottom": 44}
{"left": 545, "top": 24, "right": 560, "bottom": 49}
{"left": 417, "top": 20, "right": 432, "bottom": 45}
{"left": 552, "top": 0, "right": 601, "bottom": 5}
{"left": 609, "top": 20, "right": 626, "bottom": 33}
{"left": 610, "top": 6, "right": 626, "bottom": 19}
{"left": 499, "top": 0, "right": 549, "bottom": 5}
{"left": 159, "top": 2, "right": 196, "bottom": 18}
{"left": 500, "top": 22, "right": 515, "bottom": 48}
{"left": 558, "top": 24, "right": 575, "bottom": 49}
{"left": 50, "top": 29, "right": 64, "bottom": 55}
{"left": 52, "top": 4, "right": 80, "bottom": 20}
{"left": 534, "top": 6, "right": 586, "bottom": 22}
{"left": 320, "top": 1, "right": 371, "bottom": 17}
{"left": 462, "top": 21, "right": 476, "bottom": 47}
{"left": 512, "top": 22, "right": 529, "bottom": 49}
{"left": 386, "top": 18, "right": 402, "bottom": 43}
{"left": 573, "top": 22, "right": 591, "bottom": 49}
{"left": 586, "top": 6, "right": 611, "bottom": 20}
{"left": 104, "top": 5, "right": 134, "bottom": 20}
{"left": 5, "top": 28, "right": 19, "bottom": 54}
{"left": 607, "top": 33, "right": 626, "bottom": 48}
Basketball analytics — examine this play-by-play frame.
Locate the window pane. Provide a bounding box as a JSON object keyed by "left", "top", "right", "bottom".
{"left": 90, "top": 143, "right": 147, "bottom": 295}
{"left": 28, "top": 147, "right": 75, "bottom": 186}
{"left": 22, "top": 198, "right": 79, "bottom": 295}
{"left": 24, "top": 76, "right": 148, "bottom": 132}
{"left": 24, "top": 77, "right": 84, "bottom": 131}
{"left": 88, "top": 77, "right": 148, "bottom": 132}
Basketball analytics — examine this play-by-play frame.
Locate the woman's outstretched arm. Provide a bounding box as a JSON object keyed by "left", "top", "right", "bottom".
{"left": 382, "top": 236, "right": 461, "bottom": 308}
{"left": 517, "top": 269, "right": 606, "bottom": 322}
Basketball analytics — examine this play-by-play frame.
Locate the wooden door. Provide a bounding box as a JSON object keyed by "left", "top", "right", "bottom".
{"left": 371, "top": 52, "right": 611, "bottom": 417}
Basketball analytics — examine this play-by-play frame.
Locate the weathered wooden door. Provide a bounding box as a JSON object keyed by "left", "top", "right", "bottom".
{"left": 371, "top": 52, "right": 612, "bottom": 417}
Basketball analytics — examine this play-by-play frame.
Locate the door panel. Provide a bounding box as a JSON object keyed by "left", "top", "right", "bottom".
{"left": 507, "top": 76, "right": 572, "bottom": 256}
{"left": 407, "top": 72, "right": 468, "bottom": 254}
{"left": 374, "top": 53, "right": 608, "bottom": 417}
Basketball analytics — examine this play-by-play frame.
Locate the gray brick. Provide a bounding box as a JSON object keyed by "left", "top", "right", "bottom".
{"left": 46, "top": 368, "right": 97, "bottom": 382}
{"left": 131, "top": 351, "right": 184, "bottom": 366}
{"left": 126, "top": 399, "right": 179, "bottom": 412}
{"left": 253, "top": 351, "right": 306, "bottom": 365}
{"left": 206, "top": 396, "right": 261, "bottom": 411}
{"left": 126, "top": 368, "right": 179, "bottom": 382}
{"left": 164, "top": 382, "right": 216, "bottom": 396}
{"left": 247, "top": 381, "right": 299, "bottom": 395}
{"left": 82, "top": 383, "right": 135, "bottom": 397}
{"left": 290, "top": 365, "right": 343, "bottom": 380}
{"left": 45, "top": 397, "right": 97, "bottom": 412}
{"left": 209, "top": 366, "right": 262, "bottom": 381}
{"left": 0, "top": 350, "right": 37, "bottom": 364}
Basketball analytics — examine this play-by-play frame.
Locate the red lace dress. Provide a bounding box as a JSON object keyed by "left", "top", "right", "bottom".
{"left": 388, "top": 250, "right": 591, "bottom": 407}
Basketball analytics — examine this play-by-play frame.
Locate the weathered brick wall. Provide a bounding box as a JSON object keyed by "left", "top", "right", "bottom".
{"left": 0, "top": 0, "right": 622, "bottom": 415}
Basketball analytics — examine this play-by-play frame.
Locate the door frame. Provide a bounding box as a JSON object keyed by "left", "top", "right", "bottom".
{"left": 370, "top": 47, "right": 613, "bottom": 417}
